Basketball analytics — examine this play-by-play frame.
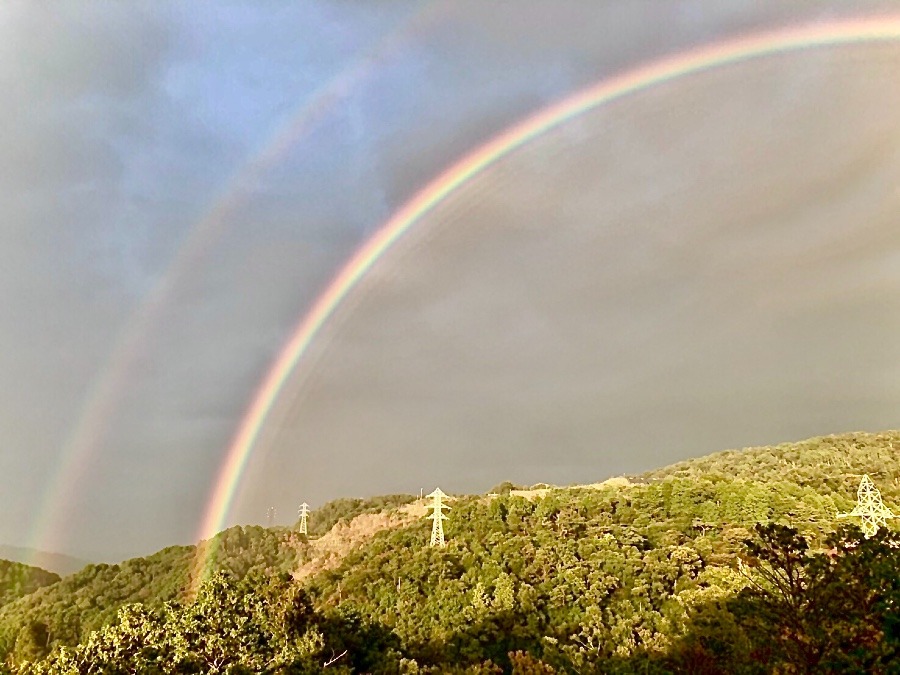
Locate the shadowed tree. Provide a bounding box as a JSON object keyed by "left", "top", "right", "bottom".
{"left": 718, "top": 524, "right": 900, "bottom": 673}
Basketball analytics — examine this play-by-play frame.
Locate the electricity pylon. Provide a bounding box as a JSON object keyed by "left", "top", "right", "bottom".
{"left": 266, "top": 506, "right": 276, "bottom": 527}
{"left": 838, "top": 474, "right": 896, "bottom": 537}
{"left": 426, "top": 488, "right": 450, "bottom": 547}
{"left": 297, "top": 502, "right": 310, "bottom": 535}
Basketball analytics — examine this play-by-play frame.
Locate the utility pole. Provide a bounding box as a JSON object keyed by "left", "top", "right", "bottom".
{"left": 838, "top": 474, "right": 896, "bottom": 537}
{"left": 426, "top": 488, "right": 450, "bottom": 547}
{"left": 297, "top": 502, "right": 310, "bottom": 535}
{"left": 266, "top": 506, "right": 276, "bottom": 527}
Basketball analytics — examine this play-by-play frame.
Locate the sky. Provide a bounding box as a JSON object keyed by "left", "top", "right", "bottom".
{"left": 2, "top": 1, "right": 900, "bottom": 562}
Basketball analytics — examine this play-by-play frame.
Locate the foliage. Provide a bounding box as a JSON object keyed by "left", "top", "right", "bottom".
{"left": 733, "top": 524, "right": 900, "bottom": 672}
{"left": 641, "top": 430, "right": 900, "bottom": 506}
{"left": 16, "top": 573, "right": 327, "bottom": 674}
{"left": 487, "top": 482, "right": 524, "bottom": 495}
{"left": 0, "top": 526, "right": 298, "bottom": 661}
{"left": 0, "top": 563, "right": 58, "bottom": 611}
{"left": 6, "top": 430, "right": 900, "bottom": 672}
{"left": 322, "top": 488, "right": 716, "bottom": 669}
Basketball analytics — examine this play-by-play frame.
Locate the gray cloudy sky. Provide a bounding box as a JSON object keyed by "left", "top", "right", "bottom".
{"left": 2, "top": 1, "right": 900, "bottom": 562}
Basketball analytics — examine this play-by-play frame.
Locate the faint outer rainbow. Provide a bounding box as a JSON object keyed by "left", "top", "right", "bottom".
{"left": 26, "top": 4, "right": 442, "bottom": 564}
{"left": 196, "top": 16, "right": 900, "bottom": 549}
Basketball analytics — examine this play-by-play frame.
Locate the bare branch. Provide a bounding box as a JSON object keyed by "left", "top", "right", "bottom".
{"left": 324, "top": 649, "right": 348, "bottom": 667}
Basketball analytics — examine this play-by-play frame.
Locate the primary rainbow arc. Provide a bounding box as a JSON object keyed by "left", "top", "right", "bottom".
{"left": 196, "top": 15, "right": 900, "bottom": 554}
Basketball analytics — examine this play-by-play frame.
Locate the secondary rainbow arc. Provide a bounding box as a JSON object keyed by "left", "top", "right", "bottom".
{"left": 196, "top": 15, "right": 900, "bottom": 558}
{"left": 25, "top": 4, "right": 443, "bottom": 566}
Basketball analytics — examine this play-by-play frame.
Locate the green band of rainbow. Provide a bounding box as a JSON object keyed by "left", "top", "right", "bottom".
{"left": 195, "top": 15, "right": 900, "bottom": 555}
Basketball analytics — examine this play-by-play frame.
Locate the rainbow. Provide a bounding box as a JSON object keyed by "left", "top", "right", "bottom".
{"left": 27, "top": 4, "right": 442, "bottom": 565}
{"left": 196, "top": 16, "right": 900, "bottom": 562}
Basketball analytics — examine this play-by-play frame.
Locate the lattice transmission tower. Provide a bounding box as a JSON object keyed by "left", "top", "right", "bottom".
{"left": 426, "top": 488, "right": 450, "bottom": 547}
{"left": 297, "top": 502, "right": 310, "bottom": 535}
{"left": 838, "top": 474, "right": 897, "bottom": 537}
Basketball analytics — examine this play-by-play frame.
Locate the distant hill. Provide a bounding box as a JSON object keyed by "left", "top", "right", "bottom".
{"left": 0, "top": 545, "right": 89, "bottom": 577}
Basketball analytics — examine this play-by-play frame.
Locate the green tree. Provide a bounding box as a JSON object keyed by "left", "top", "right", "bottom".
{"left": 19, "top": 573, "right": 326, "bottom": 674}
{"left": 10, "top": 622, "right": 51, "bottom": 666}
{"left": 727, "top": 524, "right": 900, "bottom": 673}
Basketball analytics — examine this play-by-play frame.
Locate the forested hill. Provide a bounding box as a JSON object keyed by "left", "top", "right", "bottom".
{"left": 0, "top": 526, "right": 299, "bottom": 663}
{"left": 0, "top": 496, "right": 418, "bottom": 666}
{"left": 0, "top": 562, "right": 58, "bottom": 611}
{"left": 639, "top": 430, "right": 900, "bottom": 499}
{"left": 4, "top": 430, "right": 900, "bottom": 672}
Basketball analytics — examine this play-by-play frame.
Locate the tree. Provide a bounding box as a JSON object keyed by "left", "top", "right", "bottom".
{"left": 18, "top": 573, "right": 327, "bottom": 674}
{"left": 729, "top": 523, "right": 900, "bottom": 673}
{"left": 10, "top": 622, "right": 51, "bottom": 666}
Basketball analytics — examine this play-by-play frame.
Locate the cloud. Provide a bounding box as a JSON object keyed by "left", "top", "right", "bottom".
{"left": 233, "top": 37, "right": 900, "bottom": 521}
{"left": 3, "top": 0, "right": 900, "bottom": 558}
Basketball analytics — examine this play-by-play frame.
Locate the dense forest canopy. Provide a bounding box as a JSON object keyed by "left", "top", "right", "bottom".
{"left": 2, "top": 430, "right": 899, "bottom": 672}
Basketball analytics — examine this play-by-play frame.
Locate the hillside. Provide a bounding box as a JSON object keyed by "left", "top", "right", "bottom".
{"left": 0, "top": 496, "right": 428, "bottom": 666}
{"left": 4, "top": 430, "right": 900, "bottom": 672}
{"left": 0, "top": 562, "right": 58, "bottom": 611}
{"left": 0, "top": 525, "right": 299, "bottom": 662}
{"left": 302, "top": 493, "right": 418, "bottom": 537}
{"left": 296, "top": 430, "right": 898, "bottom": 670}
{"left": 299, "top": 478, "right": 850, "bottom": 670}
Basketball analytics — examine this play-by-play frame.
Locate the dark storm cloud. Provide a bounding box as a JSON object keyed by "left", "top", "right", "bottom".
{"left": 362, "top": 0, "right": 893, "bottom": 206}
{"left": 0, "top": 0, "right": 426, "bottom": 559}
{"left": 234, "top": 39, "right": 900, "bottom": 521}
{"left": 3, "top": 0, "right": 900, "bottom": 560}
